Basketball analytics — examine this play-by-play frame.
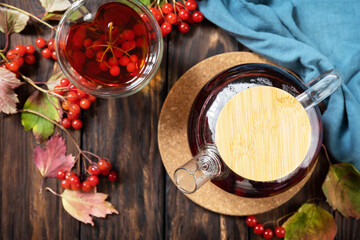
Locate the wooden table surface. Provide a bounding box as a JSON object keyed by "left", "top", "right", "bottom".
{"left": 1, "top": 1, "right": 359, "bottom": 239}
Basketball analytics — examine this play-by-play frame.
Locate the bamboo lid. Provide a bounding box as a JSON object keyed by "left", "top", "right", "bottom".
{"left": 215, "top": 86, "right": 311, "bottom": 181}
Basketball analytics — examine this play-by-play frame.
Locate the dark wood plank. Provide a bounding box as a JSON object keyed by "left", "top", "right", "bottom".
{"left": 0, "top": 1, "right": 80, "bottom": 239}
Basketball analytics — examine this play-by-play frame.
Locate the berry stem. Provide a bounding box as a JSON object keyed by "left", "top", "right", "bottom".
{"left": 0, "top": 33, "right": 10, "bottom": 53}
{"left": 321, "top": 144, "right": 332, "bottom": 166}
{"left": 276, "top": 211, "right": 296, "bottom": 226}
{"left": 0, "top": 3, "right": 56, "bottom": 31}
{"left": 44, "top": 187, "right": 61, "bottom": 197}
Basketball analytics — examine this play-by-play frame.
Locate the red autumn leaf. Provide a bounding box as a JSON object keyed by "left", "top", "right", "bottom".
{"left": 0, "top": 67, "right": 24, "bottom": 114}
{"left": 61, "top": 189, "right": 118, "bottom": 226}
{"left": 33, "top": 135, "right": 75, "bottom": 177}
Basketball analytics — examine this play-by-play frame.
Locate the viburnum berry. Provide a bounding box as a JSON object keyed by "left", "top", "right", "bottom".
{"left": 69, "top": 175, "right": 80, "bottom": 185}
{"left": 6, "top": 50, "right": 18, "bottom": 60}
{"left": 69, "top": 84, "right": 78, "bottom": 92}
{"left": 87, "top": 95, "right": 96, "bottom": 102}
{"left": 130, "top": 54, "right": 138, "bottom": 63}
{"left": 41, "top": 48, "right": 52, "bottom": 58}
{"left": 246, "top": 216, "right": 257, "bottom": 227}
{"left": 254, "top": 224, "right": 264, "bottom": 235}
{"left": 61, "top": 179, "right": 71, "bottom": 189}
{"left": 14, "top": 45, "right": 26, "bottom": 56}
{"left": 178, "top": 22, "right": 190, "bottom": 33}
{"left": 178, "top": 9, "right": 190, "bottom": 21}
{"left": 185, "top": 0, "right": 197, "bottom": 11}
{"left": 51, "top": 51, "right": 57, "bottom": 61}
{"left": 25, "top": 45, "right": 35, "bottom": 54}
{"left": 119, "top": 56, "right": 130, "bottom": 66}
{"left": 165, "top": 13, "right": 178, "bottom": 25}
{"left": 6, "top": 62, "right": 20, "bottom": 72}
{"left": 126, "top": 62, "right": 136, "bottom": 73}
{"left": 83, "top": 38, "right": 93, "bottom": 47}
{"left": 108, "top": 57, "right": 118, "bottom": 66}
{"left": 88, "top": 165, "right": 101, "bottom": 175}
{"left": 275, "top": 226, "right": 286, "bottom": 238}
{"left": 66, "top": 91, "right": 78, "bottom": 103}
{"left": 61, "top": 118, "right": 72, "bottom": 128}
{"left": 57, "top": 170, "right": 66, "bottom": 180}
{"left": 150, "top": 8, "right": 162, "bottom": 22}
{"left": 161, "top": 3, "right": 174, "bottom": 14}
{"left": 192, "top": 11, "right": 204, "bottom": 23}
{"left": 101, "top": 168, "right": 111, "bottom": 176}
{"left": 65, "top": 171, "right": 76, "bottom": 180}
{"left": 60, "top": 77, "right": 70, "bottom": 87}
{"left": 24, "top": 54, "right": 35, "bottom": 65}
{"left": 53, "top": 85, "right": 64, "bottom": 95}
{"left": 69, "top": 103, "right": 81, "bottom": 115}
{"left": 81, "top": 181, "right": 92, "bottom": 192}
{"left": 47, "top": 40, "right": 55, "bottom": 51}
{"left": 71, "top": 181, "right": 81, "bottom": 191}
{"left": 67, "top": 111, "right": 79, "bottom": 121}
{"left": 98, "top": 159, "right": 112, "bottom": 171}
{"left": 161, "top": 22, "right": 172, "bottom": 36}
{"left": 61, "top": 101, "right": 71, "bottom": 111}
{"left": 263, "top": 229, "right": 273, "bottom": 239}
{"left": 110, "top": 66, "right": 120, "bottom": 76}
{"left": 13, "top": 57, "right": 24, "bottom": 66}
{"left": 88, "top": 175, "right": 99, "bottom": 186}
{"left": 108, "top": 171, "right": 117, "bottom": 182}
{"left": 35, "top": 37, "right": 47, "bottom": 48}
{"left": 79, "top": 99, "right": 91, "bottom": 109}
{"left": 72, "top": 119, "right": 83, "bottom": 129}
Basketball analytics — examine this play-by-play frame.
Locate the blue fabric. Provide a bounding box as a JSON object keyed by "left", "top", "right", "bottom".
{"left": 198, "top": 0, "right": 360, "bottom": 170}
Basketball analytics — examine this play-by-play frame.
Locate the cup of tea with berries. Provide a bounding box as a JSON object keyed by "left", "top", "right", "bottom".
{"left": 55, "top": 0, "right": 163, "bottom": 98}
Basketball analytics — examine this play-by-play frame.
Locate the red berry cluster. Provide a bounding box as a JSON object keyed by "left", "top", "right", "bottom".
{"left": 36, "top": 37, "right": 57, "bottom": 61}
{"left": 1, "top": 44, "right": 36, "bottom": 73}
{"left": 56, "top": 77, "right": 97, "bottom": 130}
{"left": 57, "top": 159, "right": 117, "bottom": 191}
{"left": 246, "top": 216, "right": 286, "bottom": 239}
{"left": 149, "top": 0, "right": 204, "bottom": 36}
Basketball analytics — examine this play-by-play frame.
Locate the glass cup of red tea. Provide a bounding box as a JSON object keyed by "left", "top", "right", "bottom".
{"left": 55, "top": 0, "right": 163, "bottom": 98}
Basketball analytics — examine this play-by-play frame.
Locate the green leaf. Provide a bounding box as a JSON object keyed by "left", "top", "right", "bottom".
{"left": 46, "top": 70, "right": 66, "bottom": 91}
{"left": 21, "top": 91, "right": 60, "bottom": 143}
{"left": 42, "top": 11, "right": 64, "bottom": 21}
{"left": 138, "top": 0, "right": 151, "bottom": 6}
{"left": 39, "top": 0, "right": 71, "bottom": 13}
{"left": 322, "top": 163, "right": 360, "bottom": 219}
{"left": 283, "top": 203, "right": 337, "bottom": 240}
{"left": 0, "top": 7, "right": 29, "bottom": 34}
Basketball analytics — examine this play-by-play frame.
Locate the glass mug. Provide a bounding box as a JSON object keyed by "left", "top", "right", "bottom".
{"left": 174, "top": 63, "right": 342, "bottom": 197}
{"left": 55, "top": 0, "right": 163, "bottom": 98}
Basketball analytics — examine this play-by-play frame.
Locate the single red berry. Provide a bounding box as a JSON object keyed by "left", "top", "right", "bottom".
{"left": 57, "top": 170, "right": 66, "bottom": 180}
{"left": 150, "top": 8, "right": 162, "bottom": 22}
{"left": 85, "top": 49, "right": 95, "bottom": 59}
{"left": 275, "top": 226, "right": 286, "bottom": 238}
{"left": 161, "top": 22, "right": 172, "bottom": 36}
{"left": 88, "top": 165, "right": 101, "bottom": 175}
{"left": 41, "top": 48, "right": 52, "bottom": 58}
{"left": 246, "top": 216, "right": 257, "bottom": 227}
{"left": 88, "top": 175, "right": 99, "bottom": 186}
{"left": 185, "top": 0, "right": 197, "bottom": 11}
{"left": 178, "top": 9, "right": 190, "bottom": 21}
{"left": 165, "top": 13, "right": 178, "bottom": 25}
{"left": 263, "top": 229, "right": 274, "bottom": 239}
{"left": 71, "top": 181, "right": 81, "bottom": 191}
{"left": 69, "top": 103, "right": 81, "bottom": 115}
{"left": 61, "top": 101, "right": 71, "bottom": 111}
{"left": 108, "top": 171, "right": 117, "bottom": 182}
{"left": 76, "top": 88, "right": 87, "bottom": 98}
{"left": 178, "top": 22, "right": 190, "bottom": 33}
{"left": 108, "top": 57, "right": 118, "bottom": 66}
{"left": 192, "top": 11, "right": 204, "bottom": 23}
{"left": 81, "top": 181, "right": 92, "bottom": 191}
{"left": 98, "top": 159, "right": 111, "bottom": 171}
{"left": 6, "top": 50, "right": 18, "bottom": 60}
{"left": 123, "top": 29, "right": 135, "bottom": 41}
{"left": 110, "top": 66, "right": 121, "bottom": 76}
{"left": 13, "top": 57, "right": 24, "bottom": 66}
{"left": 61, "top": 118, "right": 72, "bottom": 128}
{"left": 99, "top": 62, "right": 108, "bottom": 71}
{"left": 14, "top": 45, "right": 26, "bottom": 56}
{"left": 6, "top": 62, "right": 20, "bottom": 72}
{"left": 254, "top": 224, "right": 264, "bottom": 235}
{"left": 65, "top": 171, "right": 76, "bottom": 180}
{"left": 25, "top": 45, "right": 35, "bottom": 54}
{"left": 66, "top": 91, "right": 78, "bottom": 103}
{"left": 126, "top": 62, "right": 136, "bottom": 73}
{"left": 60, "top": 77, "right": 70, "bottom": 87}
{"left": 67, "top": 111, "right": 79, "bottom": 121}
{"left": 47, "top": 40, "right": 55, "bottom": 51}
{"left": 51, "top": 51, "right": 57, "bottom": 61}
{"left": 119, "top": 56, "right": 130, "bottom": 66}
{"left": 24, "top": 54, "right": 36, "bottom": 64}
{"left": 161, "top": 3, "right": 174, "bottom": 14}
{"left": 83, "top": 38, "right": 93, "bottom": 47}
{"left": 69, "top": 175, "right": 80, "bottom": 185}
{"left": 79, "top": 99, "right": 91, "bottom": 109}
{"left": 69, "top": 84, "right": 78, "bottom": 92}
{"left": 36, "top": 37, "right": 47, "bottom": 48}
{"left": 72, "top": 119, "right": 83, "bottom": 129}
{"left": 87, "top": 95, "right": 96, "bottom": 102}
{"left": 61, "top": 179, "right": 71, "bottom": 189}
{"left": 53, "top": 85, "right": 64, "bottom": 95}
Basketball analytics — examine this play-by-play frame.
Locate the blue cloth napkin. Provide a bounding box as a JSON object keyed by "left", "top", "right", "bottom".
{"left": 198, "top": 0, "right": 360, "bottom": 170}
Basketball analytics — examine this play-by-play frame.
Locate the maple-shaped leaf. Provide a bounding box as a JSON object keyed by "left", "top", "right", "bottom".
{"left": 283, "top": 203, "right": 337, "bottom": 240}
{"left": 61, "top": 189, "right": 118, "bottom": 226}
{"left": 39, "top": 0, "right": 71, "bottom": 13}
{"left": 0, "top": 67, "right": 24, "bottom": 114}
{"left": 0, "top": 7, "right": 29, "bottom": 34}
{"left": 322, "top": 163, "right": 360, "bottom": 219}
{"left": 21, "top": 91, "right": 60, "bottom": 143}
{"left": 33, "top": 135, "right": 75, "bottom": 177}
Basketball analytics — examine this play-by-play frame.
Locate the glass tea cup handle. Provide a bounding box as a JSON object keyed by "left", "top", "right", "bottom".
{"left": 296, "top": 69, "right": 343, "bottom": 110}
{"left": 174, "top": 145, "right": 222, "bottom": 194}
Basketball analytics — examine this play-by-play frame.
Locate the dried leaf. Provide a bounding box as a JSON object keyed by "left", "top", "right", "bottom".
{"left": 61, "top": 189, "right": 118, "bottom": 226}
{"left": 46, "top": 70, "right": 66, "bottom": 90}
{"left": 21, "top": 91, "right": 60, "bottom": 143}
{"left": 322, "top": 163, "right": 360, "bottom": 219}
{"left": 33, "top": 135, "right": 75, "bottom": 177}
{"left": 0, "top": 7, "right": 29, "bottom": 34}
{"left": 283, "top": 203, "right": 337, "bottom": 240}
{"left": 39, "top": 0, "right": 71, "bottom": 13}
{"left": 0, "top": 67, "right": 24, "bottom": 114}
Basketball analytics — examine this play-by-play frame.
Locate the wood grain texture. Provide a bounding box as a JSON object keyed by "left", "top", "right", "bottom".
{"left": 0, "top": 1, "right": 359, "bottom": 239}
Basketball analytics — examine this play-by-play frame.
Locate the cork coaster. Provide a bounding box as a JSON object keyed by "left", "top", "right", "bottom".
{"left": 158, "top": 52, "right": 316, "bottom": 216}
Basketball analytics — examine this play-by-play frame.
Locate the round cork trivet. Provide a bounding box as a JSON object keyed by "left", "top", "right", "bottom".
{"left": 158, "top": 52, "right": 316, "bottom": 216}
